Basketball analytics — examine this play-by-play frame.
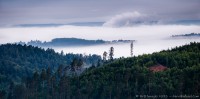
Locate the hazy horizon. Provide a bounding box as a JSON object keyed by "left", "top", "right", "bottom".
{"left": 0, "top": 0, "right": 200, "bottom": 58}
{"left": 0, "top": 24, "right": 199, "bottom": 58}
{"left": 1, "top": 0, "right": 200, "bottom": 26}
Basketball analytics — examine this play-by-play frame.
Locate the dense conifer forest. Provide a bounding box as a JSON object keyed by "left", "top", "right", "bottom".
{"left": 0, "top": 44, "right": 101, "bottom": 95}
{"left": 0, "top": 42, "right": 200, "bottom": 99}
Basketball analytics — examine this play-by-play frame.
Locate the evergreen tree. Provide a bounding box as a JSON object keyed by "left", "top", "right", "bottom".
{"left": 71, "top": 58, "right": 78, "bottom": 72}
{"left": 109, "top": 47, "right": 114, "bottom": 61}
{"left": 77, "top": 58, "right": 83, "bottom": 70}
{"left": 103, "top": 51, "right": 107, "bottom": 61}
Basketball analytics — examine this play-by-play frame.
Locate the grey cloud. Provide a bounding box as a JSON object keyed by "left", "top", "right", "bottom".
{"left": 0, "top": 0, "right": 199, "bottom": 26}
{"left": 103, "top": 10, "right": 188, "bottom": 27}
{"left": 103, "top": 12, "right": 158, "bottom": 27}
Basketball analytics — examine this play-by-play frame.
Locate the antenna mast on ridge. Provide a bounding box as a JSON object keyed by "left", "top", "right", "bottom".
{"left": 130, "top": 41, "right": 133, "bottom": 57}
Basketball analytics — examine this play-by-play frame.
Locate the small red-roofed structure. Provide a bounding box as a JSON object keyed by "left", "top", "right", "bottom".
{"left": 149, "top": 64, "right": 168, "bottom": 72}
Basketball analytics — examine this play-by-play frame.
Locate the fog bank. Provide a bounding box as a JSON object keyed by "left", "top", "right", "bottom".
{"left": 0, "top": 25, "right": 199, "bottom": 57}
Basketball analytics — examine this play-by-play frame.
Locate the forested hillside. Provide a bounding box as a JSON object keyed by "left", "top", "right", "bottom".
{"left": 0, "top": 42, "right": 200, "bottom": 99}
{"left": 17, "top": 38, "right": 135, "bottom": 47}
{"left": 0, "top": 44, "right": 101, "bottom": 95}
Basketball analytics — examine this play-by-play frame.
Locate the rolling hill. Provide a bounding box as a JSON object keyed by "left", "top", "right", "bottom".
{"left": 0, "top": 42, "right": 200, "bottom": 99}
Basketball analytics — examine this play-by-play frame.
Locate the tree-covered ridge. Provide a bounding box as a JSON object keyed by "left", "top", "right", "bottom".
{"left": 0, "top": 44, "right": 101, "bottom": 93}
{"left": 75, "top": 42, "right": 200, "bottom": 98}
{"left": 23, "top": 38, "right": 106, "bottom": 47}
{"left": 171, "top": 33, "right": 200, "bottom": 38}
{"left": 17, "top": 38, "right": 135, "bottom": 47}
{"left": 1, "top": 42, "right": 200, "bottom": 99}
{"left": 0, "top": 44, "right": 67, "bottom": 69}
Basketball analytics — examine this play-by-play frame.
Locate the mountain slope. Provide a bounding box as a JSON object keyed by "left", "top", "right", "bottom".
{"left": 76, "top": 42, "right": 200, "bottom": 98}
{"left": 3, "top": 42, "right": 199, "bottom": 99}
{"left": 0, "top": 44, "right": 101, "bottom": 91}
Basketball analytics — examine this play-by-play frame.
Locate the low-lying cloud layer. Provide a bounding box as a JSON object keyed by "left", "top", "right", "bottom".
{"left": 0, "top": 25, "right": 199, "bottom": 44}
{"left": 103, "top": 12, "right": 158, "bottom": 27}
{"left": 0, "top": 25, "right": 200, "bottom": 57}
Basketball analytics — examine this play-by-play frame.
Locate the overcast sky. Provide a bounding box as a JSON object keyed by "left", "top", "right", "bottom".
{"left": 0, "top": 0, "right": 200, "bottom": 26}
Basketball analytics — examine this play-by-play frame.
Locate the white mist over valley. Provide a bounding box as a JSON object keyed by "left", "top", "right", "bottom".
{"left": 0, "top": 25, "right": 199, "bottom": 58}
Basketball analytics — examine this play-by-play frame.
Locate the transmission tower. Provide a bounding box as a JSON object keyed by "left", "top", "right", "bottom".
{"left": 130, "top": 41, "right": 133, "bottom": 57}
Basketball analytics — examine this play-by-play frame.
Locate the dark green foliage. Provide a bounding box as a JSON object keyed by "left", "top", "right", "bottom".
{"left": 0, "top": 44, "right": 101, "bottom": 96}
{"left": 1, "top": 42, "right": 200, "bottom": 99}
{"left": 0, "top": 44, "right": 67, "bottom": 91}
{"left": 70, "top": 42, "right": 199, "bottom": 98}
{"left": 0, "top": 90, "right": 6, "bottom": 99}
{"left": 109, "top": 47, "right": 114, "bottom": 61}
